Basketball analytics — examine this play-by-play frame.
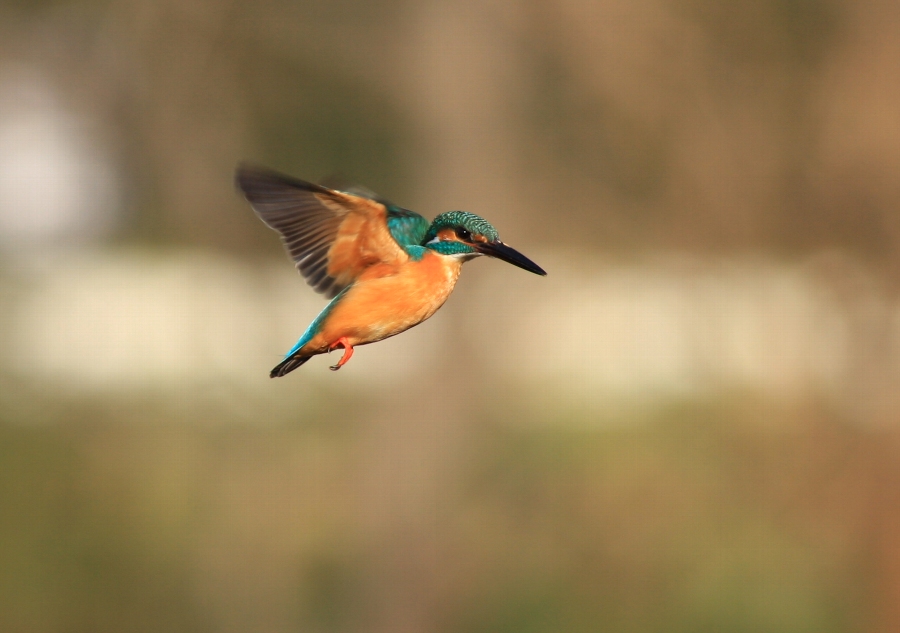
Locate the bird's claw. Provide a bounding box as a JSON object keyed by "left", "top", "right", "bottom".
{"left": 327, "top": 337, "right": 354, "bottom": 371}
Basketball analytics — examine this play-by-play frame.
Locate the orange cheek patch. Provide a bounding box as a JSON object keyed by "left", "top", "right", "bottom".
{"left": 437, "top": 228, "right": 457, "bottom": 241}
{"left": 472, "top": 234, "right": 489, "bottom": 243}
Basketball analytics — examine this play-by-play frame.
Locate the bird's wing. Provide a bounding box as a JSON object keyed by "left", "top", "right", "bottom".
{"left": 319, "top": 176, "right": 430, "bottom": 247}
{"left": 236, "top": 164, "right": 428, "bottom": 298}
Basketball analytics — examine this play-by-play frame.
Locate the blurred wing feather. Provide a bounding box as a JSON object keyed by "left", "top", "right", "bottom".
{"left": 236, "top": 165, "right": 417, "bottom": 298}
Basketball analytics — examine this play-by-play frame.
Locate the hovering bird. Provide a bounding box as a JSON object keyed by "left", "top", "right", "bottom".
{"left": 235, "top": 164, "right": 547, "bottom": 377}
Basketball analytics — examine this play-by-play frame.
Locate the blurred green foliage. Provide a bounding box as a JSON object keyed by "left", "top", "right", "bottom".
{"left": 241, "top": 58, "right": 410, "bottom": 196}
{"left": 0, "top": 389, "right": 877, "bottom": 632}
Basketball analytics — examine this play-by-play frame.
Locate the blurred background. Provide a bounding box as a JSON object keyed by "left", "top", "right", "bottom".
{"left": 1, "top": 0, "right": 900, "bottom": 631}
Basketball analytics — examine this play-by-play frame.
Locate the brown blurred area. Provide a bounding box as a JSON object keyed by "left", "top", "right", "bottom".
{"left": 2, "top": 1, "right": 900, "bottom": 632}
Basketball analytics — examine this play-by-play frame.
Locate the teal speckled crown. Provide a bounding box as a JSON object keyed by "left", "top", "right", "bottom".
{"left": 423, "top": 211, "right": 500, "bottom": 244}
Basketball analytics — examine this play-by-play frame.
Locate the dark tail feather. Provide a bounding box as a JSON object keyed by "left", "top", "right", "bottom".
{"left": 270, "top": 353, "right": 312, "bottom": 378}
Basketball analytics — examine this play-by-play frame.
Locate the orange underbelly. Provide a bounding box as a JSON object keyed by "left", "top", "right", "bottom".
{"left": 306, "top": 252, "right": 461, "bottom": 351}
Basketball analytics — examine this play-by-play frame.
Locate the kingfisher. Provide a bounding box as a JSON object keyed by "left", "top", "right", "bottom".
{"left": 235, "top": 164, "right": 547, "bottom": 377}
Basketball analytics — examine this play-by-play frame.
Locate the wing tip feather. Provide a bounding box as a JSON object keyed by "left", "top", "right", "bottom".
{"left": 235, "top": 163, "right": 331, "bottom": 202}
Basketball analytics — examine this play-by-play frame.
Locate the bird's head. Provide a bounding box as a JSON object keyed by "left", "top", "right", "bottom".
{"left": 423, "top": 211, "right": 546, "bottom": 276}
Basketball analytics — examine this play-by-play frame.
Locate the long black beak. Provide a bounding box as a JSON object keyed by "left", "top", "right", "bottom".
{"left": 474, "top": 241, "right": 547, "bottom": 276}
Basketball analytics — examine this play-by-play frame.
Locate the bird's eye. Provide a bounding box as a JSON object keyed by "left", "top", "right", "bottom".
{"left": 455, "top": 227, "right": 471, "bottom": 241}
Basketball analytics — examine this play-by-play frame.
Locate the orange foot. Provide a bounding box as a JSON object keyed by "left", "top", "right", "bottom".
{"left": 328, "top": 337, "right": 354, "bottom": 371}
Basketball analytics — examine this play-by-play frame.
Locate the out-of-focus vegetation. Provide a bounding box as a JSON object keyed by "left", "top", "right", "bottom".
{"left": 1, "top": 0, "right": 900, "bottom": 631}
{"left": 0, "top": 389, "right": 889, "bottom": 633}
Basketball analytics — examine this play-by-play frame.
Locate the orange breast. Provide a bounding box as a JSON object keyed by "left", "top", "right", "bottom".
{"left": 302, "top": 250, "right": 462, "bottom": 353}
